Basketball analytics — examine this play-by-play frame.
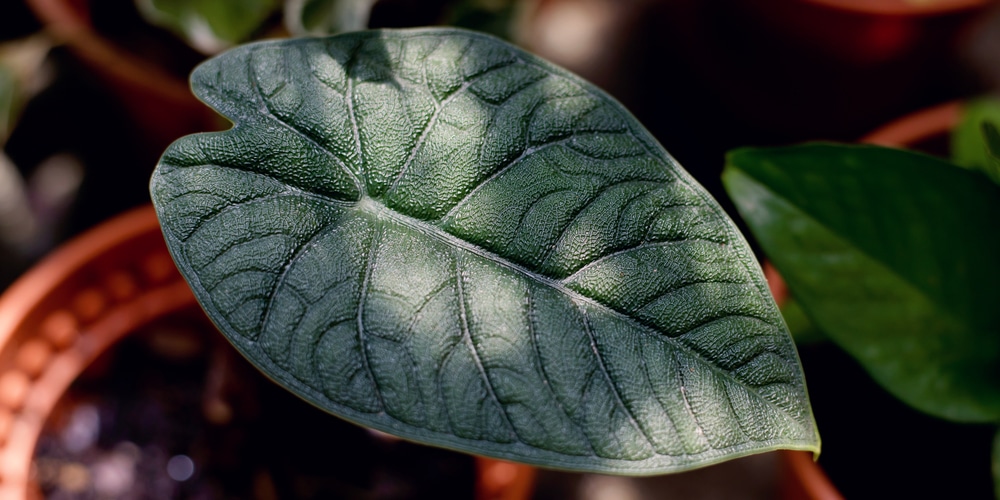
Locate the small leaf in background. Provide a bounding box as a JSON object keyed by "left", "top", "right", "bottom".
{"left": 0, "top": 34, "right": 54, "bottom": 145}
{"left": 724, "top": 144, "right": 1000, "bottom": 423}
{"left": 952, "top": 97, "right": 1000, "bottom": 184}
{"left": 151, "top": 29, "right": 818, "bottom": 474}
{"left": 0, "top": 65, "right": 15, "bottom": 143}
{"left": 136, "top": 0, "right": 281, "bottom": 54}
{"left": 284, "top": 0, "right": 376, "bottom": 37}
{"left": 982, "top": 122, "right": 1000, "bottom": 184}
{"left": 0, "top": 35, "right": 56, "bottom": 273}
{"left": 779, "top": 297, "right": 825, "bottom": 346}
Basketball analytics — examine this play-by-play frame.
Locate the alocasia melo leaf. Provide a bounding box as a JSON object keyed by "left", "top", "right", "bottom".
{"left": 725, "top": 144, "right": 1000, "bottom": 422}
{"left": 150, "top": 29, "right": 818, "bottom": 474}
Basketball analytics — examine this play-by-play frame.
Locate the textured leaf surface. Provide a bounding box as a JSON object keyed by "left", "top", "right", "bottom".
{"left": 151, "top": 29, "right": 817, "bottom": 473}
{"left": 725, "top": 144, "right": 1000, "bottom": 422}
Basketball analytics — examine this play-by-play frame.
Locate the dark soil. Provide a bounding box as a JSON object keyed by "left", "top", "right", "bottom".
{"left": 34, "top": 307, "right": 476, "bottom": 500}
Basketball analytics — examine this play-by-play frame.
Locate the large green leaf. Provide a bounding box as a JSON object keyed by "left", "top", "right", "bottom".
{"left": 724, "top": 144, "right": 1000, "bottom": 422}
{"left": 150, "top": 29, "right": 817, "bottom": 474}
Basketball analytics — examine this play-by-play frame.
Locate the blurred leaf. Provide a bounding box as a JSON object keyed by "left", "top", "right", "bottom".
{"left": 136, "top": 0, "right": 280, "bottom": 54}
{"left": 0, "top": 35, "right": 53, "bottom": 144}
{"left": 952, "top": 97, "right": 1000, "bottom": 184}
{"left": 724, "top": 144, "right": 1000, "bottom": 423}
{"left": 0, "top": 151, "right": 36, "bottom": 254}
{"left": 983, "top": 122, "right": 1000, "bottom": 182}
{"left": 151, "top": 30, "right": 819, "bottom": 474}
{"left": 284, "top": 0, "right": 376, "bottom": 37}
{"left": 0, "top": 64, "right": 15, "bottom": 143}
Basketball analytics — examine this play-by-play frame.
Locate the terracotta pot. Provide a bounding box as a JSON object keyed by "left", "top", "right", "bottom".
{"left": 777, "top": 450, "right": 842, "bottom": 500}
{"left": 740, "top": 0, "right": 987, "bottom": 64}
{"left": 0, "top": 206, "right": 194, "bottom": 499}
{"left": 0, "top": 205, "right": 538, "bottom": 498}
{"left": 804, "top": 0, "right": 987, "bottom": 16}
{"left": 24, "top": 0, "right": 218, "bottom": 151}
{"left": 475, "top": 456, "right": 537, "bottom": 500}
{"left": 861, "top": 99, "right": 960, "bottom": 147}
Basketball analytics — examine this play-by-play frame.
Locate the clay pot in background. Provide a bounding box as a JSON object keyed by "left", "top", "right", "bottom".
{"left": 0, "top": 204, "right": 538, "bottom": 498}
{"left": 0, "top": 206, "right": 193, "bottom": 499}
{"left": 742, "top": 0, "right": 988, "bottom": 64}
{"left": 862, "top": 99, "right": 960, "bottom": 148}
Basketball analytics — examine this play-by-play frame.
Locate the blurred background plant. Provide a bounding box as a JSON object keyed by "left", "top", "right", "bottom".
{"left": 0, "top": 14, "right": 81, "bottom": 288}
{"left": 2, "top": 0, "right": 1000, "bottom": 498}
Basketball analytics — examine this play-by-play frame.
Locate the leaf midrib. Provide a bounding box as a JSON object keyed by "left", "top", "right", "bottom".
{"left": 162, "top": 153, "right": 804, "bottom": 432}
{"left": 353, "top": 196, "right": 800, "bottom": 420}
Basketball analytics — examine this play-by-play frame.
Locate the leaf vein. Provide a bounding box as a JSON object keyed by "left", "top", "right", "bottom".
{"left": 441, "top": 136, "right": 575, "bottom": 221}
{"left": 455, "top": 253, "right": 519, "bottom": 442}
{"left": 537, "top": 179, "right": 667, "bottom": 270}
{"left": 526, "top": 289, "right": 596, "bottom": 455}
{"left": 388, "top": 79, "right": 475, "bottom": 193}
{"left": 248, "top": 53, "right": 364, "bottom": 197}
{"left": 577, "top": 304, "right": 657, "bottom": 448}
{"left": 358, "top": 226, "right": 387, "bottom": 413}
{"left": 364, "top": 198, "right": 802, "bottom": 427}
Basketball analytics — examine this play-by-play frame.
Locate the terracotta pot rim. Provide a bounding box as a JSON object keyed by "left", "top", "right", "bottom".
{"left": 781, "top": 449, "right": 843, "bottom": 500}
{"left": 0, "top": 205, "right": 196, "bottom": 499}
{"left": 861, "top": 100, "right": 961, "bottom": 147}
{"left": 0, "top": 206, "right": 164, "bottom": 349}
{"left": 803, "top": 0, "right": 988, "bottom": 17}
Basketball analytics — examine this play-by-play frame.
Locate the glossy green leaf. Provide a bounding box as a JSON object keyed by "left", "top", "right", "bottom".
{"left": 136, "top": 0, "right": 280, "bottom": 54}
{"left": 952, "top": 97, "right": 1000, "bottom": 185}
{"left": 724, "top": 144, "right": 1000, "bottom": 422}
{"left": 151, "top": 29, "right": 818, "bottom": 474}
